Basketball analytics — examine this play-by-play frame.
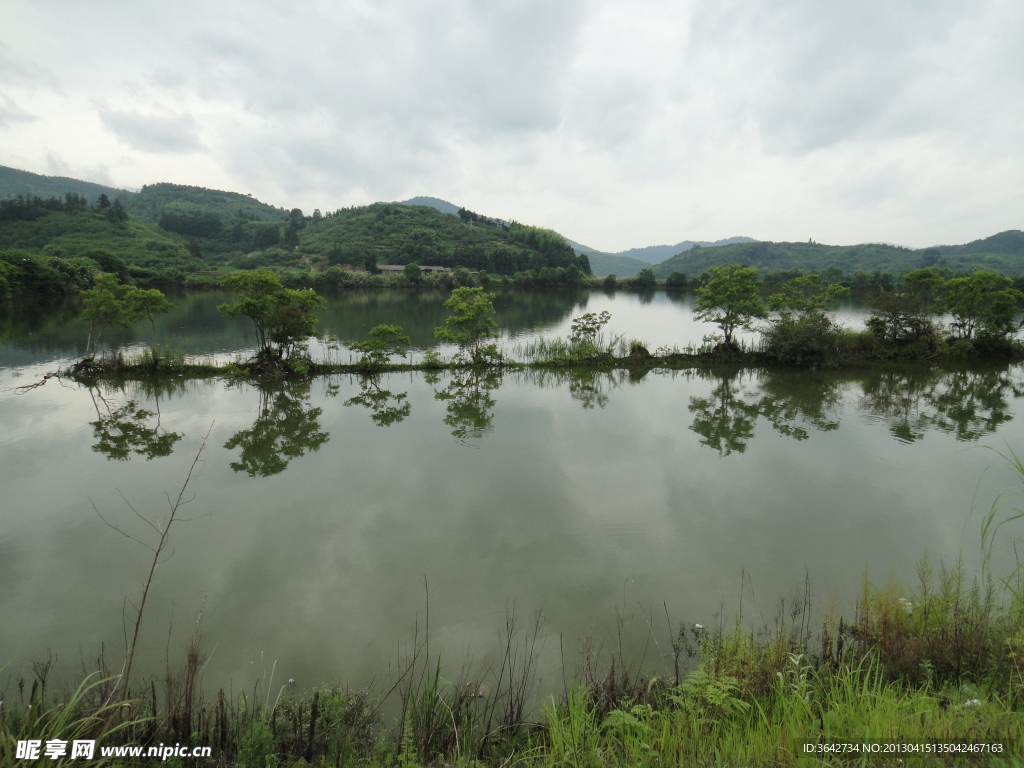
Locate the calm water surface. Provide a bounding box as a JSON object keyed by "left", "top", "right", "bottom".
{"left": 1, "top": 290, "right": 1021, "bottom": 693}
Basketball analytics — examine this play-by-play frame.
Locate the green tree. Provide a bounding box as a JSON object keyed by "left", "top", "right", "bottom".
{"left": 569, "top": 311, "right": 612, "bottom": 357}
{"left": 434, "top": 287, "right": 499, "bottom": 364}
{"left": 107, "top": 198, "right": 129, "bottom": 223}
{"left": 218, "top": 269, "right": 326, "bottom": 360}
{"left": 763, "top": 273, "right": 849, "bottom": 366}
{"left": 766, "top": 273, "right": 848, "bottom": 319}
{"left": 694, "top": 265, "right": 767, "bottom": 346}
{"left": 665, "top": 272, "right": 688, "bottom": 291}
{"left": 634, "top": 268, "right": 657, "bottom": 291}
{"left": 936, "top": 271, "right": 1023, "bottom": 341}
{"left": 80, "top": 274, "right": 173, "bottom": 357}
{"left": 403, "top": 262, "right": 422, "bottom": 283}
{"left": 347, "top": 324, "right": 411, "bottom": 370}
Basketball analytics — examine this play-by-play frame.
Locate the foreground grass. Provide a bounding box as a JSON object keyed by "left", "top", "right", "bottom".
{"left": 5, "top": 558, "right": 1024, "bottom": 767}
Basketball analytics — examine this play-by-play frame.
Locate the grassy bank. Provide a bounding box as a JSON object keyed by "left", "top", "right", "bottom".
{"left": 4, "top": 558, "right": 1024, "bottom": 766}
{"left": 53, "top": 333, "right": 1024, "bottom": 392}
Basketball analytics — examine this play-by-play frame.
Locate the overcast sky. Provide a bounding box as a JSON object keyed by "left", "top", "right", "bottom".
{"left": 2, "top": 0, "right": 1021, "bottom": 252}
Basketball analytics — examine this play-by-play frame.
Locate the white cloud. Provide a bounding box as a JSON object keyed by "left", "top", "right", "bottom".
{"left": 97, "top": 108, "right": 204, "bottom": 154}
{"left": 0, "top": 0, "right": 1021, "bottom": 250}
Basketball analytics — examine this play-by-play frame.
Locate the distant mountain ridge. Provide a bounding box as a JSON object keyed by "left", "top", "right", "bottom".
{"left": 4, "top": 166, "right": 1023, "bottom": 277}
{"left": 568, "top": 236, "right": 757, "bottom": 264}
{"left": 0, "top": 165, "right": 133, "bottom": 205}
{"left": 396, "top": 196, "right": 755, "bottom": 276}
{"left": 398, "top": 196, "right": 461, "bottom": 216}
{"left": 650, "top": 233, "right": 1024, "bottom": 278}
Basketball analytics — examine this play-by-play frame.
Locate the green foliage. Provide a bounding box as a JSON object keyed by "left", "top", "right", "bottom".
{"left": 80, "top": 274, "right": 173, "bottom": 356}
{"left": 633, "top": 268, "right": 657, "bottom": 290}
{"left": 665, "top": 271, "right": 688, "bottom": 291}
{"left": 570, "top": 311, "right": 612, "bottom": 348}
{"left": 866, "top": 288, "right": 939, "bottom": 348}
{"left": 218, "top": 268, "right": 326, "bottom": 359}
{"left": 0, "top": 249, "right": 66, "bottom": 297}
{"left": 403, "top": 261, "right": 421, "bottom": 282}
{"left": 937, "top": 270, "right": 1023, "bottom": 341}
{"left": 299, "top": 203, "right": 590, "bottom": 277}
{"left": 694, "top": 264, "right": 767, "bottom": 345}
{"left": 763, "top": 274, "right": 849, "bottom": 366}
{"left": 0, "top": 672, "right": 145, "bottom": 767}
{"left": 762, "top": 312, "right": 846, "bottom": 367}
{"left": 434, "top": 287, "right": 499, "bottom": 363}
{"left": 0, "top": 196, "right": 198, "bottom": 274}
{"left": 766, "top": 273, "right": 848, "bottom": 318}
{"left": 347, "top": 324, "right": 411, "bottom": 369}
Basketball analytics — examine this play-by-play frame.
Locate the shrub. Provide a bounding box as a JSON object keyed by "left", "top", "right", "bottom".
{"left": 762, "top": 313, "right": 845, "bottom": 367}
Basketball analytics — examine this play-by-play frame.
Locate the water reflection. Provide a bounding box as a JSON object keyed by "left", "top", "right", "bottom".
{"left": 688, "top": 370, "right": 762, "bottom": 456}
{"left": 859, "top": 366, "right": 1024, "bottom": 443}
{"left": 433, "top": 368, "right": 501, "bottom": 442}
{"left": 341, "top": 375, "right": 411, "bottom": 427}
{"left": 527, "top": 368, "right": 633, "bottom": 410}
{"left": 89, "top": 387, "right": 182, "bottom": 461}
{"left": 63, "top": 363, "right": 1024, "bottom": 471}
{"left": 223, "top": 382, "right": 330, "bottom": 476}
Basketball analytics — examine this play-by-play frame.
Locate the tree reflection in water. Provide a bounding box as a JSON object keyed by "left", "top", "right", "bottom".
{"left": 859, "top": 366, "right": 1024, "bottom": 443}
{"left": 688, "top": 369, "right": 843, "bottom": 455}
{"left": 89, "top": 384, "right": 183, "bottom": 461}
{"left": 223, "top": 381, "right": 329, "bottom": 476}
{"left": 343, "top": 375, "right": 411, "bottom": 427}
{"left": 687, "top": 370, "right": 762, "bottom": 456}
{"left": 433, "top": 368, "right": 501, "bottom": 443}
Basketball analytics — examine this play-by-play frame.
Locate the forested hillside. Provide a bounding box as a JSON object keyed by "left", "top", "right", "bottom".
{"left": 124, "top": 182, "right": 290, "bottom": 224}
{"left": 0, "top": 172, "right": 592, "bottom": 297}
{"left": 295, "top": 203, "right": 591, "bottom": 276}
{"left": 0, "top": 193, "right": 198, "bottom": 298}
{"left": 3, "top": 165, "right": 1022, "bottom": 298}
{"left": 0, "top": 165, "right": 132, "bottom": 206}
{"left": 651, "top": 235, "right": 1024, "bottom": 278}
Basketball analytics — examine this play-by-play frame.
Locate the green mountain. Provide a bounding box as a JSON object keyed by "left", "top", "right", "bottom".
{"left": 4, "top": 165, "right": 1021, "bottom": 283}
{"left": 125, "top": 182, "right": 290, "bottom": 224}
{"left": 0, "top": 165, "right": 133, "bottom": 206}
{"left": 567, "top": 236, "right": 757, "bottom": 276}
{"left": 651, "top": 233, "right": 1024, "bottom": 278}
{"left": 582, "top": 253, "right": 651, "bottom": 277}
{"left": 930, "top": 230, "right": 1024, "bottom": 258}
{"left": 398, "top": 196, "right": 461, "bottom": 216}
{"left": 0, "top": 197, "right": 192, "bottom": 265}
{"left": 296, "top": 202, "right": 590, "bottom": 276}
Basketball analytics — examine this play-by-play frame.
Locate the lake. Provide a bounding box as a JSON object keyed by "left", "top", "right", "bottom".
{"left": 1, "top": 289, "right": 1021, "bottom": 696}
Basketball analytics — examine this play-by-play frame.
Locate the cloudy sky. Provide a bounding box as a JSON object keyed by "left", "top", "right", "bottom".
{"left": 2, "top": 0, "right": 1021, "bottom": 251}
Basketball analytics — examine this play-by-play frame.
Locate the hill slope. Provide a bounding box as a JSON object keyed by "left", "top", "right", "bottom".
{"left": 569, "top": 236, "right": 758, "bottom": 276}
{"left": 397, "top": 196, "right": 461, "bottom": 216}
{"left": 297, "top": 202, "right": 591, "bottom": 276}
{"left": 125, "top": 183, "right": 289, "bottom": 224}
{"left": 584, "top": 252, "right": 652, "bottom": 277}
{"left": 0, "top": 165, "right": 133, "bottom": 206}
{"left": 651, "top": 233, "right": 1024, "bottom": 278}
